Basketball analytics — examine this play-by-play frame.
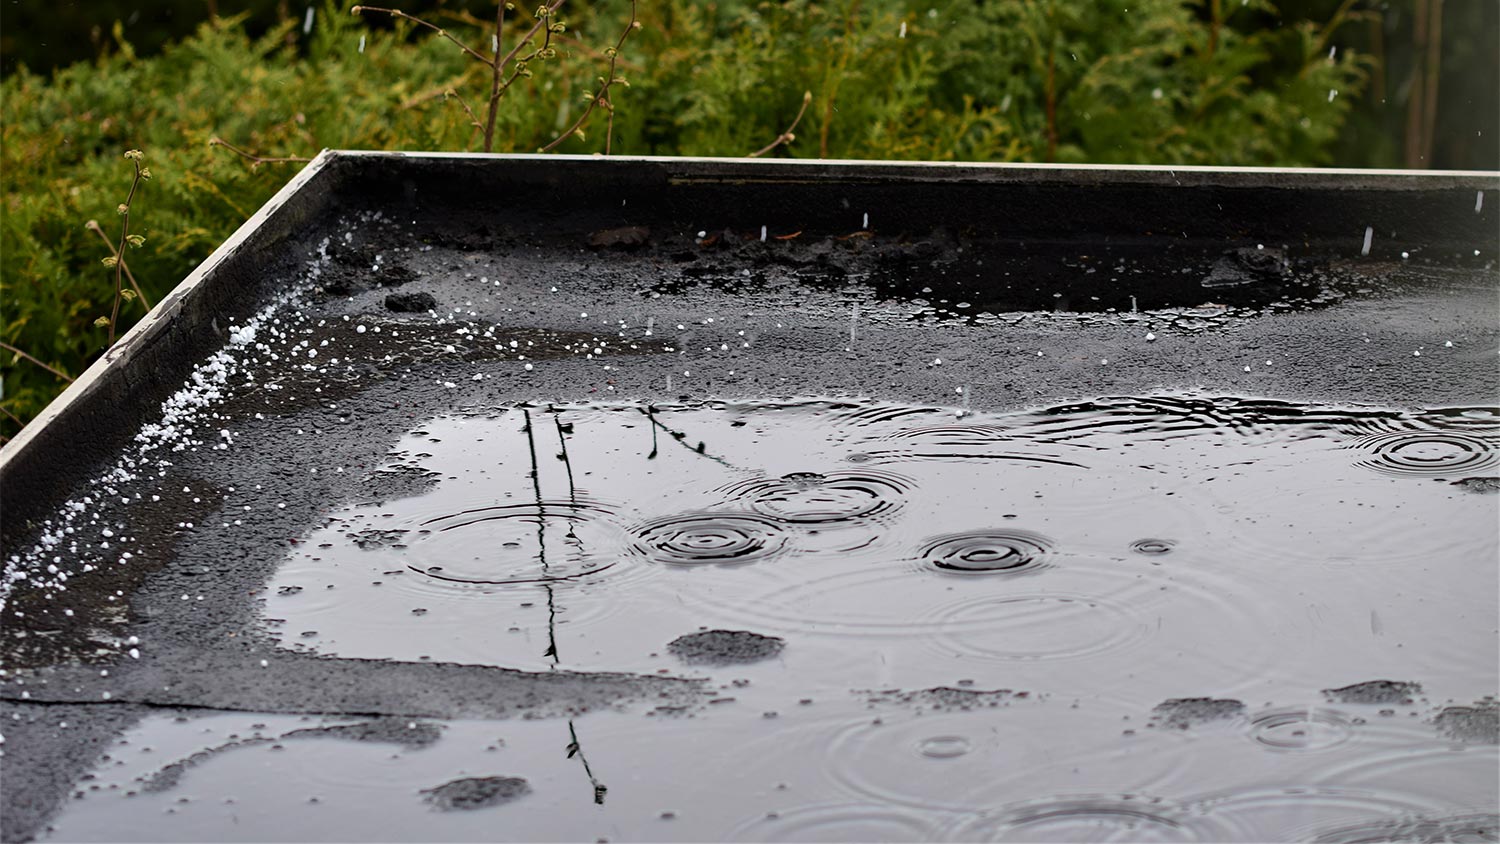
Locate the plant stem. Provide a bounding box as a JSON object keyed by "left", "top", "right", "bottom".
{"left": 446, "top": 89, "right": 485, "bottom": 144}
{"left": 109, "top": 162, "right": 144, "bottom": 346}
{"left": 1420, "top": 0, "right": 1443, "bottom": 167}
{"left": 86, "top": 220, "right": 150, "bottom": 310}
{"left": 1405, "top": 0, "right": 1430, "bottom": 167}
{"left": 540, "top": 0, "right": 637, "bottom": 153}
{"left": 0, "top": 403, "right": 24, "bottom": 429}
{"left": 483, "top": 1, "right": 507, "bottom": 152}
{"left": 0, "top": 341, "right": 75, "bottom": 383}
{"left": 352, "top": 5, "right": 492, "bottom": 64}
{"left": 208, "top": 137, "right": 313, "bottom": 165}
{"left": 749, "top": 91, "right": 813, "bottom": 157}
{"left": 495, "top": 1, "right": 566, "bottom": 72}
{"left": 354, "top": 1, "right": 565, "bottom": 153}
{"left": 485, "top": 1, "right": 566, "bottom": 152}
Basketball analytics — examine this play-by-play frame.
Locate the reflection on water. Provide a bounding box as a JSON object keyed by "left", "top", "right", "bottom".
{"left": 47, "top": 395, "right": 1496, "bottom": 841}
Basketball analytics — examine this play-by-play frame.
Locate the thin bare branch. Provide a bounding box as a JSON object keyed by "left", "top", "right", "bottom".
{"left": 492, "top": 25, "right": 554, "bottom": 100}
{"left": 484, "top": 0, "right": 507, "bottom": 153}
{"left": 485, "top": 2, "right": 567, "bottom": 151}
{"left": 553, "top": 33, "right": 642, "bottom": 70}
{"left": 445, "top": 89, "right": 485, "bottom": 149}
{"left": 540, "top": 0, "right": 638, "bottom": 154}
{"left": 446, "top": 89, "right": 484, "bottom": 130}
{"left": 0, "top": 403, "right": 24, "bottom": 430}
{"left": 107, "top": 158, "right": 145, "bottom": 346}
{"left": 748, "top": 90, "right": 813, "bottom": 157}
{"left": 399, "top": 63, "right": 487, "bottom": 109}
{"left": 496, "top": 0, "right": 566, "bottom": 71}
{"left": 86, "top": 219, "right": 151, "bottom": 310}
{"left": 0, "top": 341, "right": 75, "bottom": 383}
{"left": 351, "top": 5, "right": 491, "bottom": 65}
{"left": 208, "top": 137, "right": 313, "bottom": 165}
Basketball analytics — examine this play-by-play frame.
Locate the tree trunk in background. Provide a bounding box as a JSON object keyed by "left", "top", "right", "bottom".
{"left": 1404, "top": 0, "right": 1443, "bottom": 167}
{"left": 1420, "top": 0, "right": 1443, "bottom": 165}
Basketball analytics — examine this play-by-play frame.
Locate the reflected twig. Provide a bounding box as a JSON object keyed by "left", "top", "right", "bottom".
{"left": 647, "top": 405, "right": 659, "bottom": 459}
{"left": 565, "top": 720, "right": 608, "bottom": 804}
{"left": 552, "top": 408, "right": 578, "bottom": 504}
{"left": 551, "top": 408, "right": 581, "bottom": 544}
{"left": 522, "top": 409, "right": 560, "bottom": 662}
{"left": 542, "top": 583, "right": 559, "bottom": 662}
{"left": 640, "top": 405, "right": 736, "bottom": 469}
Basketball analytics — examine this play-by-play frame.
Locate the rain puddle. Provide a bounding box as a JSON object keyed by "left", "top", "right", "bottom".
{"left": 49, "top": 395, "right": 1499, "bottom": 841}
{"left": 260, "top": 397, "right": 1497, "bottom": 687}
{"left": 41, "top": 691, "right": 1497, "bottom": 842}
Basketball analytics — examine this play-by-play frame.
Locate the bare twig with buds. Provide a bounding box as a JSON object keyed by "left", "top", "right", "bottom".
{"left": 749, "top": 91, "right": 813, "bottom": 157}
{"left": 97, "top": 150, "right": 152, "bottom": 346}
{"left": 355, "top": 1, "right": 567, "bottom": 153}
{"left": 540, "top": 0, "right": 638, "bottom": 154}
{"left": 85, "top": 220, "right": 151, "bottom": 311}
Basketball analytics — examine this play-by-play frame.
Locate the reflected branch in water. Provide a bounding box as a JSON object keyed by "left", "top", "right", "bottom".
{"left": 551, "top": 408, "right": 579, "bottom": 504}
{"left": 542, "top": 582, "right": 559, "bottom": 662}
{"left": 522, "top": 409, "right": 560, "bottom": 663}
{"left": 551, "top": 408, "right": 580, "bottom": 543}
{"left": 566, "top": 719, "right": 608, "bottom": 804}
{"left": 641, "top": 404, "right": 736, "bottom": 469}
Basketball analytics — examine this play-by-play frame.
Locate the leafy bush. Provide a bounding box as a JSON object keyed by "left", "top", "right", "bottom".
{"left": 0, "top": 0, "right": 1369, "bottom": 439}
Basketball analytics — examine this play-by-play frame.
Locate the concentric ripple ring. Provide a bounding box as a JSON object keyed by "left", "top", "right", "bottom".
{"left": 918, "top": 530, "right": 1055, "bottom": 575}
{"left": 632, "top": 512, "right": 789, "bottom": 566}
{"left": 1350, "top": 431, "right": 1498, "bottom": 477}
{"left": 717, "top": 469, "right": 913, "bottom": 524}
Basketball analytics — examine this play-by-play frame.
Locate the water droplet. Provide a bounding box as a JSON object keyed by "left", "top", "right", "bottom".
{"left": 1131, "top": 539, "right": 1176, "bottom": 556}
{"left": 917, "top": 735, "right": 971, "bottom": 759}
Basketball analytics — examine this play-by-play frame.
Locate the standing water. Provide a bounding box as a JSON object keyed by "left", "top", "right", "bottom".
{"left": 45, "top": 395, "right": 1496, "bottom": 841}
{"left": 8, "top": 160, "right": 1494, "bottom": 842}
